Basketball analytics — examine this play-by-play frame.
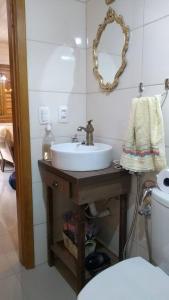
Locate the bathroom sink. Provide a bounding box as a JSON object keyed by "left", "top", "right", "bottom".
{"left": 50, "top": 143, "right": 112, "bottom": 171}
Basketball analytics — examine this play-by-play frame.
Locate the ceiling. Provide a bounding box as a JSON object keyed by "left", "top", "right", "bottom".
{"left": 0, "top": 0, "right": 8, "bottom": 43}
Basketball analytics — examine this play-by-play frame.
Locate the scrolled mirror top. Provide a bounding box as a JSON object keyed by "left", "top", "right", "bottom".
{"left": 93, "top": 7, "right": 129, "bottom": 92}
{"left": 105, "top": 0, "right": 115, "bottom": 5}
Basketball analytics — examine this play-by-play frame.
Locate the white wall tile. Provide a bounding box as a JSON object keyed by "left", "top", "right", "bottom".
{"left": 27, "top": 41, "right": 86, "bottom": 93}
{"left": 127, "top": 240, "right": 138, "bottom": 258}
{"left": 26, "top": 0, "right": 86, "bottom": 48}
{"left": 87, "top": 0, "right": 108, "bottom": 49}
{"left": 96, "top": 197, "right": 119, "bottom": 256}
{"left": 87, "top": 0, "right": 144, "bottom": 49}
{"left": 34, "top": 224, "right": 47, "bottom": 265}
{"left": 119, "top": 28, "right": 143, "bottom": 89}
{"left": 86, "top": 0, "right": 169, "bottom": 262}
{"left": 140, "top": 84, "right": 169, "bottom": 148}
{"left": 30, "top": 138, "right": 42, "bottom": 183}
{"left": 32, "top": 182, "right": 46, "bottom": 225}
{"left": 26, "top": 0, "right": 169, "bottom": 266}
{"left": 137, "top": 244, "right": 149, "bottom": 261}
{"left": 87, "top": 88, "right": 137, "bottom": 141}
{"left": 137, "top": 214, "right": 151, "bottom": 250}
{"left": 143, "top": 17, "right": 169, "bottom": 85}
{"left": 95, "top": 137, "right": 124, "bottom": 160}
{"left": 87, "top": 48, "right": 101, "bottom": 93}
{"left": 144, "top": 0, "right": 169, "bottom": 24}
{"left": 31, "top": 136, "right": 73, "bottom": 184}
{"left": 26, "top": 0, "right": 87, "bottom": 265}
{"left": 29, "top": 91, "right": 86, "bottom": 139}
{"left": 114, "top": 0, "right": 145, "bottom": 30}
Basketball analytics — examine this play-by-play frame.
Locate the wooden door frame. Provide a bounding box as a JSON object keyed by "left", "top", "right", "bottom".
{"left": 6, "top": 0, "right": 34, "bottom": 268}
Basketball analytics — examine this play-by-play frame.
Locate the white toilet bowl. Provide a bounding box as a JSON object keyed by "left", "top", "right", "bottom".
{"left": 78, "top": 188, "right": 169, "bottom": 299}
{"left": 78, "top": 257, "right": 169, "bottom": 300}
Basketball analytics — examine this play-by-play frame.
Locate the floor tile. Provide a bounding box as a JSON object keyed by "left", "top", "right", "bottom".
{"left": 0, "top": 170, "right": 18, "bottom": 252}
{"left": 0, "top": 221, "right": 8, "bottom": 237}
{"left": 0, "top": 274, "right": 24, "bottom": 300}
{"left": 0, "top": 171, "right": 18, "bottom": 279}
{"left": 7, "top": 251, "right": 25, "bottom": 275}
{"left": 0, "top": 170, "right": 77, "bottom": 300}
{"left": 18, "top": 264, "right": 76, "bottom": 300}
{"left": 0, "top": 253, "right": 15, "bottom": 280}
{"left": 0, "top": 232, "right": 17, "bottom": 256}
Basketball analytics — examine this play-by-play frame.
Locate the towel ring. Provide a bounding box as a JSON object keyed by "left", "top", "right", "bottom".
{"left": 138, "top": 79, "right": 169, "bottom": 107}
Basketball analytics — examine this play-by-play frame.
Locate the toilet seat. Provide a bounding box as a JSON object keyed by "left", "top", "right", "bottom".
{"left": 78, "top": 257, "right": 169, "bottom": 300}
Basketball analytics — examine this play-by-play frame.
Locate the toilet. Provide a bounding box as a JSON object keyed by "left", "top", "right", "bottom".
{"left": 78, "top": 188, "right": 169, "bottom": 300}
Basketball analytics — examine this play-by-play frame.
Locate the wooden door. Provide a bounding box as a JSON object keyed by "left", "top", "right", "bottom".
{"left": 6, "top": 0, "right": 34, "bottom": 268}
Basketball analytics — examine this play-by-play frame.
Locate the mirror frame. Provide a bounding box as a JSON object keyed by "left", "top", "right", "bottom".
{"left": 93, "top": 7, "right": 129, "bottom": 92}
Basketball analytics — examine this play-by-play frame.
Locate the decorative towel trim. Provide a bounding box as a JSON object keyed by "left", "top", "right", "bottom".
{"left": 122, "top": 146, "right": 160, "bottom": 157}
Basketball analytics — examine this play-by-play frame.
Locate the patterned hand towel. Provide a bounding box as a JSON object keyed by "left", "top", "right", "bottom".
{"left": 120, "top": 95, "right": 167, "bottom": 172}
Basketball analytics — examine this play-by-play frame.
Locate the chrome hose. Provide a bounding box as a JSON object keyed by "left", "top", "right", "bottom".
{"left": 144, "top": 215, "right": 152, "bottom": 263}
{"left": 123, "top": 173, "right": 153, "bottom": 262}
{"left": 123, "top": 173, "right": 141, "bottom": 259}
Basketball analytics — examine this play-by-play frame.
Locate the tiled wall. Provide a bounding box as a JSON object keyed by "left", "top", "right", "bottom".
{"left": 25, "top": 0, "right": 87, "bottom": 265}
{"left": 86, "top": 0, "right": 169, "bottom": 259}
{"left": 25, "top": 0, "right": 169, "bottom": 265}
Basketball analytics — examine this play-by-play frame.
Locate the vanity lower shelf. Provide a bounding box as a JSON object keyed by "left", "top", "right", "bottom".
{"left": 51, "top": 239, "right": 119, "bottom": 288}
{"left": 51, "top": 241, "right": 77, "bottom": 277}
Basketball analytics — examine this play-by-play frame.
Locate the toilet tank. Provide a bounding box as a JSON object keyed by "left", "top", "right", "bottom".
{"left": 151, "top": 188, "right": 169, "bottom": 274}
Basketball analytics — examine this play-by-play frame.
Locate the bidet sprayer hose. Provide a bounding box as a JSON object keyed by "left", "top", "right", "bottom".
{"left": 123, "top": 178, "right": 155, "bottom": 261}
{"left": 123, "top": 173, "right": 141, "bottom": 259}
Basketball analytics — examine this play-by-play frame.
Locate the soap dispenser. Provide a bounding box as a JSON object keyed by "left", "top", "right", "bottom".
{"left": 42, "top": 123, "right": 55, "bottom": 161}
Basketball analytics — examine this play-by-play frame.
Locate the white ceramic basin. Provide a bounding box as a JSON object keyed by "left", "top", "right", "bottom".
{"left": 50, "top": 143, "right": 112, "bottom": 171}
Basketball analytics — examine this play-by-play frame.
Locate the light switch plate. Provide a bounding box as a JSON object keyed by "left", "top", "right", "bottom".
{"left": 58, "top": 105, "right": 68, "bottom": 123}
{"left": 39, "top": 106, "right": 50, "bottom": 124}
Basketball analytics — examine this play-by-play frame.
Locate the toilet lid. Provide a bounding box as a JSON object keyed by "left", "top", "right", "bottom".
{"left": 78, "top": 257, "right": 169, "bottom": 300}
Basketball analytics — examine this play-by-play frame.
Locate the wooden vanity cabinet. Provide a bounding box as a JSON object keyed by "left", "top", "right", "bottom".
{"left": 38, "top": 160, "right": 131, "bottom": 293}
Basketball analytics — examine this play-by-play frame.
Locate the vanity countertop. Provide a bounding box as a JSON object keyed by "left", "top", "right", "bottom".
{"left": 38, "top": 160, "right": 129, "bottom": 185}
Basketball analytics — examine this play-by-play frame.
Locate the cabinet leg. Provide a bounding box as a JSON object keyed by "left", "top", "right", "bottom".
{"left": 119, "top": 194, "right": 127, "bottom": 261}
{"left": 46, "top": 186, "right": 55, "bottom": 266}
{"left": 76, "top": 205, "right": 86, "bottom": 293}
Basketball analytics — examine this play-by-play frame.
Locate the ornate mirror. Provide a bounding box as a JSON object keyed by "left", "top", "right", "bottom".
{"left": 93, "top": 7, "right": 129, "bottom": 92}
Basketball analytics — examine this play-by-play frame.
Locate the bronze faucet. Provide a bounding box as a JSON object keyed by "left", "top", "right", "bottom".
{"left": 77, "top": 120, "right": 94, "bottom": 145}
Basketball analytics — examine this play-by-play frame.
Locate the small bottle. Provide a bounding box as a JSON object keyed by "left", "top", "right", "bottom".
{"left": 42, "top": 123, "right": 55, "bottom": 161}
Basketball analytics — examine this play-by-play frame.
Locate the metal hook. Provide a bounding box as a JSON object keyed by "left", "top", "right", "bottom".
{"left": 165, "top": 78, "right": 169, "bottom": 91}
{"left": 139, "top": 82, "right": 144, "bottom": 97}
{"left": 161, "top": 78, "right": 169, "bottom": 108}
